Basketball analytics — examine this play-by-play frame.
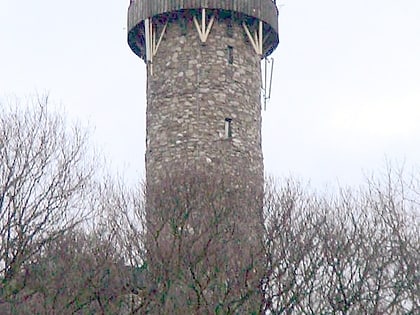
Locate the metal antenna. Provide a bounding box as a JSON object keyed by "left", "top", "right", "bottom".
{"left": 262, "top": 57, "right": 274, "bottom": 110}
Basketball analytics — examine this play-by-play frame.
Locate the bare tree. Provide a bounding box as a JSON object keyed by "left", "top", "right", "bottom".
{"left": 0, "top": 96, "right": 95, "bottom": 310}
{"left": 18, "top": 228, "right": 131, "bottom": 314}
{"left": 98, "top": 168, "right": 265, "bottom": 314}
{"left": 95, "top": 167, "right": 418, "bottom": 314}
{"left": 4, "top": 96, "right": 416, "bottom": 314}
{"left": 263, "top": 169, "right": 419, "bottom": 314}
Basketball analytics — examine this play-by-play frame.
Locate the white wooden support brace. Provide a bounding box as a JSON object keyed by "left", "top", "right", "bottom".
{"left": 193, "top": 8, "right": 215, "bottom": 43}
{"left": 152, "top": 22, "right": 168, "bottom": 57}
{"left": 144, "top": 19, "right": 168, "bottom": 75}
{"left": 145, "top": 18, "right": 152, "bottom": 63}
{"left": 242, "top": 20, "right": 264, "bottom": 56}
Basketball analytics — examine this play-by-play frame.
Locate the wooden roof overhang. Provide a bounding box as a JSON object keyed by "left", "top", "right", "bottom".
{"left": 128, "top": 0, "right": 279, "bottom": 60}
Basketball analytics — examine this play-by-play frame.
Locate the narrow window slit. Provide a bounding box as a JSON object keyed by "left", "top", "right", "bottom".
{"left": 227, "top": 46, "right": 234, "bottom": 64}
{"left": 225, "top": 118, "right": 232, "bottom": 138}
{"left": 179, "top": 18, "right": 187, "bottom": 36}
{"left": 226, "top": 18, "right": 233, "bottom": 37}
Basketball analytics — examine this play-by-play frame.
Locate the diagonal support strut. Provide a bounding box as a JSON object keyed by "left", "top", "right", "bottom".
{"left": 144, "top": 18, "right": 168, "bottom": 75}
{"left": 193, "top": 8, "right": 215, "bottom": 43}
{"left": 242, "top": 20, "right": 264, "bottom": 56}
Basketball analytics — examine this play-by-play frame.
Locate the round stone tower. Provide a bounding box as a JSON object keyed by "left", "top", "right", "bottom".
{"left": 127, "top": 0, "right": 279, "bottom": 311}
{"left": 128, "top": 0, "right": 278, "bottom": 191}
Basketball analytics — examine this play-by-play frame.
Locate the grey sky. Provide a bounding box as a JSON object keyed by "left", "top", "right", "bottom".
{"left": 1, "top": 0, "right": 419, "bottom": 188}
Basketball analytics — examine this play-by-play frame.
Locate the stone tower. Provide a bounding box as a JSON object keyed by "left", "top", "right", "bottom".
{"left": 128, "top": 0, "right": 278, "bottom": 190}
{"left": 127, "top": 0, "right": 279, "bottom": 312}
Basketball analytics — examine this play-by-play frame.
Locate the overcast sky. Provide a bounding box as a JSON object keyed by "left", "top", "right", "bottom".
{"left": 1, "top": 0, "right": 419, "bottom": 188}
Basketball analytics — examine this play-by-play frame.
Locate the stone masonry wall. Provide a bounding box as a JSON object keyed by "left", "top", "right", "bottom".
{"left": 146, "top": 16, "right": 263, "bottom": 193}
{"left": 143, "top": 14, "right": 265, "bottom": 312}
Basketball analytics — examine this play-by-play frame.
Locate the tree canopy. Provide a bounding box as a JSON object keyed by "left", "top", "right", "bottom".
{"left": 0, "top": 97, "right": 418, "bottom": 314}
